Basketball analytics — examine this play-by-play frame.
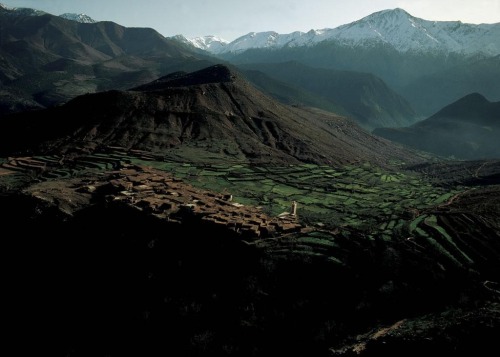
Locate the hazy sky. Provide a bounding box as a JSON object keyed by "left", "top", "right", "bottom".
{"left": 1, "top": 0, "right": 499, "bottom": 41}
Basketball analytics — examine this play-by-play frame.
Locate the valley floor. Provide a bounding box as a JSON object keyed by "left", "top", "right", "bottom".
{"left": 2, "top": 150, "right": 500, "bottom": 356}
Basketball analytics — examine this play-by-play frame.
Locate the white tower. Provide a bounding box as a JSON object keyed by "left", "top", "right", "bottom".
{"left": 291, "top": 201, "right": 297, "bottom": 216}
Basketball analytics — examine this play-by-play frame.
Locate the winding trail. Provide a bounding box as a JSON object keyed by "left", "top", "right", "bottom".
{"left": 474, "top": 161, "right": 489, "bottom": 179}
{"left": 439, "top": 190, "right": 468, "bottom": 208}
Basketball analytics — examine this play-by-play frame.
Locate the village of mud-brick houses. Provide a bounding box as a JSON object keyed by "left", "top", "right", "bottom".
{"left": 1, "top": 155, "right": 308, "bottom": 240}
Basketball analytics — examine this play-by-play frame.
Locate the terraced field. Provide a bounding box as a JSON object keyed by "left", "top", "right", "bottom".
{"left": 128, "top": 158, "right": 460, "bottom": 236}
{"left": 0, "top": 150, "right": 484, "bottom": 265}
{"left": 0, "top": 150, "right": 464, "bottom": 238}
{"left": 2, "top": 151, "right": 499, "bottom": 356}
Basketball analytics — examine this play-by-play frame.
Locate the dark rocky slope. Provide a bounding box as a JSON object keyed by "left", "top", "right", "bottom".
{"left": 0, "top": 64, "right": 422, "bottom": 166}
{"left": 0, "top": 5, "right": 212, "bottom": 114}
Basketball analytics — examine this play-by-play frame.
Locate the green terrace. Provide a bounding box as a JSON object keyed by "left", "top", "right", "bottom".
{"left": 0, "top": 152, "right": 463, "bottom": 238}
{"left": 3, "top": 152, "right": 485, "bottom": 269}
{"left": 127, "top": 157, "right": 460, "bottom": 236}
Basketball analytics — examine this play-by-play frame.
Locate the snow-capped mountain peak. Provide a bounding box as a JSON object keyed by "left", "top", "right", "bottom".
{"left": 0, "top": 4, "right": 95, "bottom": 23}
{"left": 0, "top": 3, "right": 46, "bottom": 16}
{"left": 194, "top": 8, "right": 500, "bottom": 56}
{"left": 211, "top": 30, "right": 327, "bottom": 54}
{"left": 368, "top": 8, "right": 413, "bottom": 22}
{"left": 59, "top": 13, "right": 96, "bottom": 23}
{"left": 333, "top": 8, "right": 438, "bottom": 48}
{"left": 333, "top": 8, "right": 500, "bottom": 54}
{"left": 184, "top": 35, "right": 229, "bottom": 52}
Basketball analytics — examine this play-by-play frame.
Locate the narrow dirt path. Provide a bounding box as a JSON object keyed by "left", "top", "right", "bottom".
{"left": 474, "top": 161, "right": 489, "bottom": 178}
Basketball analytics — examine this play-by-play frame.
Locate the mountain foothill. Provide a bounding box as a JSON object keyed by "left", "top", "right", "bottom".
{"left": 0, "top": 64, "right": 421, "bottom": 167}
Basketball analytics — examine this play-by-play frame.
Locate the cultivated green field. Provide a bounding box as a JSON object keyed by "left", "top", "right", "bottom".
{"left": 2, "top": 152, "right": 459, "bottom": 228}
{"left": 123, "top": 155, "right": 476, "bottom": 267}
{"left": 128, "top": 159, "right": 452, "bottom": 224}
{"left": 0, "top": 151, "right": 490, "bottom": 269}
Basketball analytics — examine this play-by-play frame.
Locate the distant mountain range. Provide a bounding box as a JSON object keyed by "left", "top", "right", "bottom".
{"left": 0, "top": 3, "right": 96, "bottom": 23}
{"left": 373, "top": 93, "right": 500, "bottom": 159}
{"left": 0, "top": 4, "right": 422, "bottom": 131}
{"left": 179, "top": 8, "right": 500, "bottom": 118}
{"left": 238, "top": 61, "right": 417, "bottom": 129}
{"left": 0, "top": 3, "right": 215, "bottom": 115}
{"left": 1, "top": 8, "right": 500, "bottom": 352}
{"left": 1, "top": 3, "right": 499, "bottom": 149}
{"left": 0, "top": 2, "right": 45, "bottom": 16}
{"left": 183, "top": 8, "right": 500, "bottom": 56}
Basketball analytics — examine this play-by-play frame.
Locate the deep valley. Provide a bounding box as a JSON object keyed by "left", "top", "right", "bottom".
{"left": 1, "top": 3, "right": 500, "bottom": 356}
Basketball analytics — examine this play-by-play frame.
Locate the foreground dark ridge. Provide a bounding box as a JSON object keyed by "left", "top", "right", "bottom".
{"left": 3, "top": 158, "right": 500, "bottom": 356}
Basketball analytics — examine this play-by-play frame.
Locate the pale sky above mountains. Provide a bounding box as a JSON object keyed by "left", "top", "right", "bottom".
{"left": 1, "top": 0, "right": 498, "bottom": 41}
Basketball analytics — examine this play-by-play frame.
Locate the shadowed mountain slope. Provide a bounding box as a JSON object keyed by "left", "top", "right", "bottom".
{"left": 213, "top": 9, "right": 500, "bottom": 119}
{"left": 0, "top": 6, "right": 212, "bottom": 114}
{"left": 373, "top": 93, "right": 500, "bottom": 159}
{"left": 237, "top": 61, "right": 417, "bottom": 130}
{"left": 0, "top": 5, "right": 420, "bottom": 133}
{"left": 0, "top": 5, "right": 420, "bottom": 134}
{"left": 0, "top": 64, "right": 423, "bottom": 166}
{"left": 239, "top": 69, "right": 348, "bottom": 115}
{"left": 400, "top": 55, "right": 500, "bottom": 116}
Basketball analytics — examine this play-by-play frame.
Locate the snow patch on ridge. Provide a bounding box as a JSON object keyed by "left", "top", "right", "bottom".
{"left": 186, "top": 35, "right": 229, "bottom": 52}
{"left": 59, "top": 13, "right": 96, "bottom": 23}
{"left": 0, "top": 3, "right": 46, "bottom": 16}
